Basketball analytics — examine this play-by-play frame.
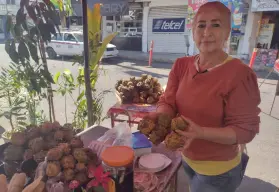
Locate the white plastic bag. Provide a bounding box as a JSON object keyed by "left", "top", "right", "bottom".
{"left": 97, "top": 122, "right": 132, "bottom": 147}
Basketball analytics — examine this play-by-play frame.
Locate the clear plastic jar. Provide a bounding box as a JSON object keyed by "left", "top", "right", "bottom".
{"left": 101, "top": 146, "right": 134, "bottom": 192}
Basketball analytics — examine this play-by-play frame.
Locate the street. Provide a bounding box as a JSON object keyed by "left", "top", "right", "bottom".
{"left": 0, "top": 43, "right": 279, "bottom": 191}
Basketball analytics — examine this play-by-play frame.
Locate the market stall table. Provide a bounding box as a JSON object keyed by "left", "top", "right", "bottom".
{"left": 107, "top": 103, "right": 157, "bottom": 127}
{"left": 86, "top": 128, "right": 182, "bottom": 192}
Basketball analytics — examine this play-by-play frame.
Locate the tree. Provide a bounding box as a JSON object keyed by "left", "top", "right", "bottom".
{"left": 5, "top": 0, "right": 61, "bottom": 122}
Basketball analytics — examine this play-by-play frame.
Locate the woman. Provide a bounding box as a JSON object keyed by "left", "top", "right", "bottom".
{"left": 151, "top": 2, "right": 261, "bottom": 192}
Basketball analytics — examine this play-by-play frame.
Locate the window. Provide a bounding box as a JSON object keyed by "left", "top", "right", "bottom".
{"left": 6, "top": 0, "right": 15, "bottom": 4}
{"left": 64, "top": 33, "right": 77, "bottom": 42}
{"left": 51, "top": 34, "right": 63, "bottom": 41}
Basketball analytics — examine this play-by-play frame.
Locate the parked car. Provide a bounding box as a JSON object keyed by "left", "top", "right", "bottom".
{"left": 46, "top": 30, "right": 119, "bottom": 59}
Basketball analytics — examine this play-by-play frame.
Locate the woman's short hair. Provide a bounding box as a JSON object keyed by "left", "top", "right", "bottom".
{"left": 192, "top": 1, "right": 231, "bottom": 29}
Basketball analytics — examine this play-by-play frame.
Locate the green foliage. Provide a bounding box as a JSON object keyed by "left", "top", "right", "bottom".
{"left": 54, "top": 68, "right": 110, "bottom": 129}
{"left": 0, "top": 67, "right": 46, "bottom": 134}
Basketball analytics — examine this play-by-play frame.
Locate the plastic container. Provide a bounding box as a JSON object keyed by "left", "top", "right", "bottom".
{"left": 101, "top": 146, "right": 135, "bottom": 192}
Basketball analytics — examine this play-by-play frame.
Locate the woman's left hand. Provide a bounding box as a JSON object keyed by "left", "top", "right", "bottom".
{"left": 175, "top": 116, "right": 204, "bottom": 140}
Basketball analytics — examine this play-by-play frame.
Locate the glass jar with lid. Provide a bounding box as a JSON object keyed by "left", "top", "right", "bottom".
{"left": 101, "top": 146, "right": 134, "bottom": 192}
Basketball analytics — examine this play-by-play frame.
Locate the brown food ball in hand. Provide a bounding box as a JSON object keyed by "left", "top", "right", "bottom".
{"left": 29, "top": 137, "right": 44, "bottom": 153}
{"left": 34, "top": 150, "right": 48, "bottom": 163}
{"left": 149, "top": 131, "right": 164, "bottom": 145}
{"left": 140, "top": 91, "right": 148, "bottom": 98}
{"left": 75, "top": 172, "right": 88, "bottom": 184}
{"left": 152, "top": 125, "right": 169, "bottom": 138}
{"left": 75, "top": 163, "right": 86, "bottom": 172}
{"left": 147, "top": 96, "right": 156, "bottom": 104}
{"left": 40, "top": 121, "right": 53, "bottom": 134}
{"left": 138, "top": 118, "right": 156, "bottom": 135}
{"left": 73, "top": 148, "right": 88, "bottom": 163}
{"left": 157, "top": 113, "right": 172, "bottom": 128}
{"left": 139, "top": 96, "right": 146, "bottom": 103}
{"left": 24, "top": 149, "right": 34, "bottom": 161}
{"left": 61, "top": 155, "right": 76, "bottom": 169}
{"left": 47, "top": 148, "right": 63, "bottom": 161}
{"left": 46, "top": 161, "right": 61, "bottom": 177}
{"left": 63, "top": 169, "right": 75, "bottom": 181}
{"left": 171, "top": 116, "right": 189, "bottom": 132}
{"left": 57, "top": 143, "right": 71, "bottom": 155}
{"left": 165, "top": 132, "right": 185, "bottom": 150}
{"left": 70, "top": 137, "right": 84, "bottom": 148}
{"left": 11, "top": 132, "right": 26, "bottom": 146}
{"left": 132, "top": 97, "right": 140, "bottom": 103}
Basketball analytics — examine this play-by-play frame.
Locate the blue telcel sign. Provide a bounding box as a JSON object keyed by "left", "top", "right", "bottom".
{"left": 152, "top": 18, "right": 186, "bottom": 33}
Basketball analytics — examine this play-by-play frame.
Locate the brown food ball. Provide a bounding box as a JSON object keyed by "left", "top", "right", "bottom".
{"left": 75, "top": 172, "right": 88, "bottom": 184}
{"left": 63, "top": 123, "right": 73, "bottom": 130}
{"left": 62, "top": 128, "right": 74, "bottom": 142}
{"left": 24, "top": 149, "right": 34, "bottom": 161}
{"left": 34, "top": 150, "right": 48, "bottom": 163}
{"left": 139, "top": 91, "right": 148, "bottom": 98}
{"left": 11, "top": 132, "right": 26, "bottom": 146}
{"left": 152, "top": 125, "right": 169, "bottom": 138}
{"left": 75, "top": 163, "right": 86, "bottom": 172}
{"left": 83, "top": 148, "right": 98, "bottom": 164}
{"left": 25, "top": 124, "right": 40, "bottom": 140}
{"left": 171, "top": 116, "right": 189, "bottom": 132}
{"left": 138, "top": 118, "right": 156, "bottom": 135}
{"left": 149, "top": 131, "right": 164, "bottom": 145}
{"left": 70, "top": 137, "right": 84, "bottom": 148}
{"left": 165, "top": 132, "right": 185, "bottom": 150}
{"left": 52, "top": 121, "right": 61, "bottom": 130}
{"left": 54, "top": 130, "right": 64, "bottom": 141}
{"left": 28, "top": 137, "right": 44, "bottom": 153}
{"left": 139, "top": 96, "right": 146, "bottom": 103}
{"left": 147, "top": 96, "right": 156, "bottom": 104}
{"left": 4, "top": 145, "right": 24, "bottom": 161}
{"left": 73, "top": 148, "right": 88, "bottom": 163}
{"left": 47, "top": 148, "right": 63, "bottom": 161}
{"left": 41, "top": 121, "right": 53, "bottom": 134}
{"left": 61, "top": 155, "right": 76, "bottom": 169}
{"left": 132, "top": 97, "right": 140, "bottom": 103}
{"left": 63, "top": 169, "right": 75, "bottom": 181}
{"left": 57, "top": 143, "right": 71, "bottom": 155}
{"left": 44, "top": 139, "right": 58, "bottom": 150}
{"left": 46, "top": 161, "right": 61, "bottom": 177}
{"left": 157, "top": 113, "right": 172, "bottom": 128}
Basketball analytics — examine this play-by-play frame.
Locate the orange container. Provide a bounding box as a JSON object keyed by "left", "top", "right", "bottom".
{"left": 101, "top": 146, "right": 134, "bottom": 167}
{"left": 101, "top": 146, "right": 135, "bottom": 192}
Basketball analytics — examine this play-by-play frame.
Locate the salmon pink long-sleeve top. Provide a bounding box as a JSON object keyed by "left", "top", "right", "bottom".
{"left": 157, "top": 56, "right": 261, "bottom": 161}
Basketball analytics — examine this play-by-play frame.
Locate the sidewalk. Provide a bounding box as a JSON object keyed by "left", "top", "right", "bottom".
{"left": 118, "top": 50, "right": 184, "bottom": 63}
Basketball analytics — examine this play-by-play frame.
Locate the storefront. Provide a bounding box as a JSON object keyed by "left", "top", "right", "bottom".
{"left": 146, "top": 6, "right": 189, "bottom": 54}
{"left": 102, "top": 2, "right": 143, "bottom": 51}
{"left": 249, "top": 0, "right": 279, "bottom": 70}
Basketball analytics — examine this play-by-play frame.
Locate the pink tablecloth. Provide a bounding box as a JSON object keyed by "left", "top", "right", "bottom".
{"left": 88, "top": 140, "right": 182, "bottom": 192}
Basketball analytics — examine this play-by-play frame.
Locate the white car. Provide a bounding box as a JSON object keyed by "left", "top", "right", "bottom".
{"left": 46, "top": 30, "right": 119, "bottom": 59}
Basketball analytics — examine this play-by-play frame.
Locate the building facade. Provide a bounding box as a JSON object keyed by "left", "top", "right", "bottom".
{"left": 101, "top": 0, "right": 267, "bottom": 58}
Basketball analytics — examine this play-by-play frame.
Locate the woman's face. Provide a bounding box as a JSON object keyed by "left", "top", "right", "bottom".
{"left": 193, "top": 8, "right": 230, "bottom": 54}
